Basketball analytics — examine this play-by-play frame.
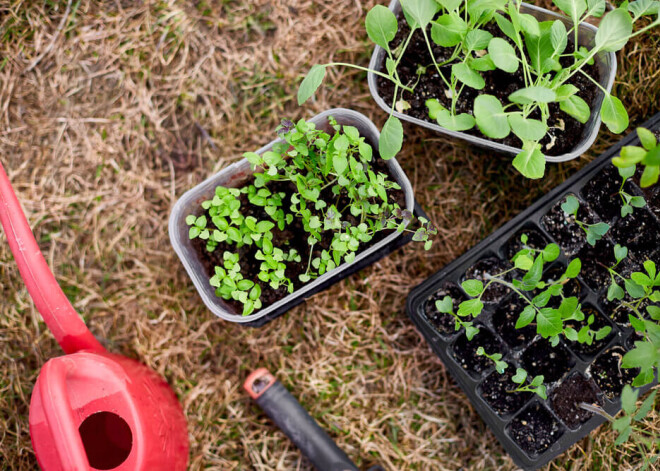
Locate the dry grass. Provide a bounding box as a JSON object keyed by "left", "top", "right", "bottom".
{"left": 0, "top": 1, "right": 658, "bottom": 470}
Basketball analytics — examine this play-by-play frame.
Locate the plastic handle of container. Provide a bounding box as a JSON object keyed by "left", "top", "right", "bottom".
{"left": 0, "top": 161, "right": 104, "bottom": 354}
{"left": 40, "top": 359, "right": 91, "bottom": 471}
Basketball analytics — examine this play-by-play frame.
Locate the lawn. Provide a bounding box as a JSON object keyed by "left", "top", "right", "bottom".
{"left": 0, "top": 1, "right": 658, "bottom": 469}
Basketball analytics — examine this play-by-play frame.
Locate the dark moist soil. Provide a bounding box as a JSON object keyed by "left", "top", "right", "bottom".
{"left": 550, "top": 373, "right": 602, "bottom": 429}
{"left": 480, "top": 368, "right": 532, "bottom": 417}
{"left": 191, "top": 156, "right": 405, "bottom": 315}
{"left": 377, "top": 12, "right": 603, "bottom": 156}
{"left": 575, "top": 238, "right": 616, "bottom": 292}
{"left": 635, "top": 178, "right": 660, "bottom": 220}
{"left": 521, "top": 339, "right": 575, "bottom": 383}
{"left": 581, "top": 165, "right": 633, "bottom": 223}
{"left": 610, "top": 208, "right": 660, "bottom": 263}
{"left": 464, "top": 257, "right": 512, "bottom": 303}
{"left": 564, "top": 306, "right": 615, "bottom": 360}
{"left": 542, "top": 195, "right": 599, "bottom": 257}
{"left": 507, "top": 402, "right": 564, "bottom": 456}
{"left": 451, "top": 327, "right": 504, "bottom": 378}
{"left": 423, "top": 282, "right": 467, "bottom": 336}
{"left": 590, "top": 346, "right": 640, "bottom": 400}
{"left": 491, "top": 295, "right": 537, "bottom": 349}
{"left": 502, "top": 226, "right": 550, "bottom": 262}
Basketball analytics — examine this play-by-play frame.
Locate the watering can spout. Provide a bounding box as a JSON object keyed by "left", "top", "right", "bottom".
{"left": 0, "top": 161, "right": 104, "bottom": 354}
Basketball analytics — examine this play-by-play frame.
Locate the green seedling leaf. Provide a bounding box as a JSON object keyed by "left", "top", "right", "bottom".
{"left": 431, "top": 14, "right": 468, "bottom": 47}
{"left": 595, "top": 8, "right": 634, "bottom": 52}
{"left": 434, "top": 109, "right": 477, "bottom": 131}
{"left": 542, "top": 243, "right": 560, "bottom": 262}
{"left": 550, "top": 20, "right": 568, "bottom": 54}
{"left": 565, "top": 258, "right": 582, "bottom": 278}
{"left": 614, "top": 244, "right": 628, "bottom": 263}
{"left": 465, "top": 29, "right": 493, "bottom": 51}
{"left": 488, "top": 37, "right": 518, "bottom": 73}
{"left": 601, "top": 94, "right": 629, "bottom": 133}
{"left": 637, "top": 127, "right": 658, "bottom": 151}
{"left": 622, "top": 341, "right": 657, "bottom": 369}
{"left": 509, "top": 86, "right": 557, "bottom": 104}
{"left": 618, "top": 164, "right": 637, "bottom": 179}
{"left": 519, "top": 13, "right": 541, "bottom": 36}
{"left": 614, "top": 146, "right": 647, "bottom": 167}
{"left": 522, "top": 254, "right": 544, "bottom": 289}
{"left": 512, "top": 368, "right": 528, "bottom": 384}
{"left": 470, "top": 55, "right": 497, "bottom": 71}
{"left": 426, "top": 98, "right": 445, "bottom": 120}
{"left": 537, "top": 308, "right": 562, "bottom": 337}
{"left": 635, "top": 390, "right": 657, "bottom": 421}
{"left": 555, "top": 84, "right": 579, "bottom": 101}
{"left": 629, "top": 0, "right": 660, "bottom": 19}
{"left": 553, "top": 0, "right": 587, "bottom": 22}
{"left": 587, "top": 0, "right": 606, "bottom": 17}
{"left": 640, "top": 165, "right": 660, "bottom": 187}
{"left": 624, "top": 278, "right": 645, "bottom": 298}
{"left": 437, "top": 0, "right": 463, "bottom": 10}
{"left": 561, "top": 194, "right": 580, "bottom": 215}
{"left": 379, "top": 116, "right": 403, "bottom": 160}
{"left": 621, "top": 384, "right": 640, "bottom": 415}
{"left": 436, "top": 296, "right": 454, "bottom": 314}
{"left": 559, "top": 95, "right": 591, "bottom": 124}
{"left": 515, "top": 254, "right": 534, "bottom": 270}
{"left": 465, "top": 324, "right": 480, "bottom": 340}
{"left": 366, "top": 5, "right": 398, "bottom": 49}
{"left": 516, "top": 305, "right": 536, "bottom": 328}
{"left": 298, "top": 65, "right": 326, "bottom": 105}
{"left": 401, "top": 0, "right": 440, "bottom": 29}
{"left": 458, "top": 298, "right": 484, "bottom": 317}
{"left": 494, "top": 13, "right": 519, "bottom": 45}
{"left": 648, "top": 305, "right": 660, "bottom": 321}
{"left": 508, "top": 114, "right": 548, "bottom": 141}
{"left": 452, "top": 62, "right": 485, "bottom": 89}
{"left": 513, "top": 142, "right": 546, "bottom": 179}
{"left": 474, "top": 94, "right": 510, "bottom": 139}
{"left": 462, "top": 279, "right": 484, "bottom": 297}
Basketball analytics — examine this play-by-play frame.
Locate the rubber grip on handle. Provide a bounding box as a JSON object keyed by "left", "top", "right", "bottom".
{"left": 0, "top": 161, "right": 103, "bottom": 354}
{"left": 244, "top": 370, "right": 359, "bottom": 471}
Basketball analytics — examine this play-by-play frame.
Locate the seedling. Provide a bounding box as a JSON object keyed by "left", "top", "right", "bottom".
{"left": 510, "top": 367, "right": 547, "bottom": 400}
{"left": 613, "top": 127, "right": 660, "bottom": 188}
{"left": 617, "top": 166, "right": 647, "bottom": 217}
{"left": 298, "top": 0, "right": 660, "bottom": 178}
{"left": 435, "top": 295, "right": 480, "bottom": 340}
{"left": 560, "top": 195, "right": 610, "bottom": 245}
{"left": 476, "top": 346, "right": 508, "bottom": 373}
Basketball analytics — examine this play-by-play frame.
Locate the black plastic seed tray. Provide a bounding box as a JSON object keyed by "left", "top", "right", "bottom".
{"left": 406, "top": 113, "right": 660, "bottom": 470}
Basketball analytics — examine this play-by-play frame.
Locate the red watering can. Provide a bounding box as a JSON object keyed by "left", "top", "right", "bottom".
{"left": 0, "top": 162, "right": 189, "bottom": 471}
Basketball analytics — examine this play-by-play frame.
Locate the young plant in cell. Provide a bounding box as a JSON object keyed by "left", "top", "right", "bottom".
{"left": 186, "top": 116, "right": 435, "bottom": 316}
{"left": 476, "top": 346, "right": 508, "bottom": 373}
{"left": 298, "top": 0, "right": 660, "bottom": 179}
{"left": 435, "top": 295, "right": 481, "bottom": 340}
{"left": 617, "top": 166, "right": 647, "bottom": 217}
{"left": 613, "top": 127, "right": 660, "bottom": 188}
{"left": 560, "top": 195, "right": 610, "bottom": 245}
{"left": 509, "top": 368, "right": 547, "bottom": 400}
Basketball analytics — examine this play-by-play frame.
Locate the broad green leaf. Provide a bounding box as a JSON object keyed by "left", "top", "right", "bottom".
{"left": 565, "top": 258, "right": 582, "bottom": 278}
{"left": 607, "top": 282, "right": 624, "bottom": 301}
{"left": 465, "top": 29, "right": 493, "bottom": 51}
{"left": 513, "top": 142, "right": 546, "bottom": 179}
{"left": 640, "top": 165, "right": 660, "bottom": 187}
{"left": 628, "top": 0, "right": 660, "bottom": 20}
{"left": 595, "top": 8, "right": 633, "bottom": 52}
{"left": 613, "top": 145, "right": 646, "bottom": 167}
{"left": 508, "top": 114, "right": 548, "bottom": 141}
{"left": 298, "top": 65, "right": 326, "bottom": 105}
{"left": 426, "top": 98, "right": 445, "bottom": 120}
{"left": 333, "top": 152, "right": 348, "bottom": 175}
{"left": 401, "top": 0, "right": 440, "bottom": 29}
{"left": 470, "top": 54, "right": 497, "bottom": 71}
{"left": 637, "top": 127, "right": 658, "bottom": 151}
{"left": 436, "top": 296, "right": 454, "bottom": 313}
{"left": 601, "top": 94, "right": 629, "bottom": 133}
{"left": 467, "top": 0, "right": 507, "bottom": 17}
{"left": 522, "top": 254, "right": 544, "bottom": 288}
{"left": 621, "top": 385, "right": 639, "bottom": 415}
{"left": 643, "top": 145, "right": 660, "bottom": 165}
{"left": 434, "top": 109, "right": 477, "bottom": 131}
{"left": 515, "top": 254, "right": 534, "bottom": 270}
{"left": 542, "top": 243, "right": 560, "bottom": 262}
{"left": 474, "top": 94, "right": 510, "bottom": 139}
{"left": 437, "top": 0, "right": 463, "bottom": 10}
{"left": 618, "top": 164, "right": 636, "bottom": 179}
{"left": 537, "top": 308, "right": 563, "bottom": 337}
{"left": 614, "top": 244, "right": 628, "bottom": 262}
{"left": 560, "top": 95, "right": 591, "bottom": 124}
{"left": 494, "top": 13, "right": 520, "bottom": 46}
{"left": 366, "top": 5, "right": 398, "bottom": 49}
{"left": 625, "top": 278, "right": 645, "bottom": 298}
{"left": 519, "top": 13, "right": 541, "bottom": 37}
{"left": 524, "top": 23, "right": 556, "bottom": 74}
{"left": 622, "top": 341, "right": 658, "bottom": 369}
{"left": 462, "top": 279, "right": 484, "bottom": 297}
{"left": 431, "top": 14, "right": 468, "bottom": 47}
{"left": 509, "top": 86, "right": 557, "bottom": 104}
{"left": 587, "top": 0, "right": 606, "bottom": 17}
{"left": 635, "top": 390, "right": 657, "bottom": 421}
{"left": 379, "top": 116, "right": 403, "bottom": 160}
{"left": 555, "top": 84, "right": 579, "bottom": 101}
{"left": 512, "top": 368, "right": 528, "bottom": 384}
{"left": 553, "top": 0, "right": 587, "bottom": 22}
{"left": 516, "top": 306, "right": 536, "bottom": 328}
{"left": 458, "top": 298, "right": 484, "bottom": 317}
{"left": 550, "top": 20, "right": 568, "bottom": 54}
{"left": 488, "top": 37, "right": 518, "bottom": 73}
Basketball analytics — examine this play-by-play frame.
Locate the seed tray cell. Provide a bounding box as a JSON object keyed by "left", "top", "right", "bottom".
{"left": 407, "top": 113, "right": 660, "bottom": 470}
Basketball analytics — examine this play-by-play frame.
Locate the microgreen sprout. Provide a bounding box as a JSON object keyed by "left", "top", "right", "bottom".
{"left": 617, "top": 166, "right": 647, "bottom": 218}
{"left": 476, "top": 346, "right": 508, "bottom": 373}
{"left": 560, "top": 195, "right": 610, "bottom": 245}
{"left": 509, "top": 368, "right": 547, "bottom": 400}
{"left": 435, "top": 295, "right": 480, "bottom": 340}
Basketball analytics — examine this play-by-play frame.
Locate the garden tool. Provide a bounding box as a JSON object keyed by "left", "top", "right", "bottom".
{"left": 244, "top": 368, "right": 385, "bottom": 471}
{"left": 0, "top": 161, "right": 189, "bottom": 471}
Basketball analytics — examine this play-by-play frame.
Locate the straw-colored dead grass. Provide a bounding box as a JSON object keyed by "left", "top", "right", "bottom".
{"left": 0, "top": 1, "right": 658, "bottom": 469}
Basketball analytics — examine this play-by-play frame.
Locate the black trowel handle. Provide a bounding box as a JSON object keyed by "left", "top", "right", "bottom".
{"left": 244, "top": 368, "right": 360, "bottom": 471}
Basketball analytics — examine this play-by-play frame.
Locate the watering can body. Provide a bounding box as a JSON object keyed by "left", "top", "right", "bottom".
{"left": 0, "top": 161, "right": 189, "bottom": 470}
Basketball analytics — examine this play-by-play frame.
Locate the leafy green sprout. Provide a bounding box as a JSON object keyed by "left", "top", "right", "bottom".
{"left": 209, "top": 252, "right": 263, "bottom": 316}
{"left": 435, "top": 295, "right": 480, "bottom": 340}
{"left": 476, "top": 346, "right": 508, "bottom": 373}
{"left": 560, "top": 194, "right": 610, "bottom": 246}
{"left": 613, "top": 127, "right": 660, "bottom": 188}
{"left": 617, "top": 166, "right": 647, "bottom": 218}
{"left": 298, "top": 0, "right": 660, "bottom": 179}
{"left": 509, "top": 367, "right": 547, "bottom": 400}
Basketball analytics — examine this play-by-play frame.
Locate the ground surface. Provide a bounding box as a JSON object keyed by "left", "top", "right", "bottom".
{"left": 0, "top": 1, "right": 658, "bottom": 470}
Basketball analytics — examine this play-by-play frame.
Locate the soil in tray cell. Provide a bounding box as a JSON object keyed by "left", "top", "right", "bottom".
{"left": 564, "top": 306, "right": 615, "bottom": 360}
{"left": 491, "top": 295, "right": 537, "bottom": 349}
{"left": 521, "top": 339, "right": 575, "bottom": 384}
{"left": 542, "top": 195, "right": 599, "bottom": 257}
{"left": 479, "top": 368, "right": 532, "bottom": 417}
{"left": 581, "top": 165, "right": 633, "bottom": 223}
{"left": 590, "top": 346, "right": 640, "bottom": 400}
{"left": 502, "top": 227, "right": 550, "bottom": 262}
{"left": 422, "top": 282, "right": 467, "bottom": 337}
{"left": 610, "top": 209, "right": 660, "bottom": 263}
{"left": 639, "top": 185, "right": 660, "bottom": 220}
{"left": 575, "top": 238, "right": 616, "bottom": 292}
{"left": 451, "top": 327, "right": 504, "bottom": 378}
{"left": 507, "top": 402, "right": 565, "bottom": 457}
{"left": 550, "top": 373, "right": 603, "bottom": 430}
{"left": 464, "top": 257, "right": 513, "bottom": 303}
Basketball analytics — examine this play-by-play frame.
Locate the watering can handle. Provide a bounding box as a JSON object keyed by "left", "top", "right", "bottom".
{"left": 0, "top": 161, "right": 104, "bottom": 354}
{"left": 39, "top": 359, "right": 91, "bottom": 471}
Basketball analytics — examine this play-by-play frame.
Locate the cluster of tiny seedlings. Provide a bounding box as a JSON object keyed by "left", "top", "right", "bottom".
{"left": 298, "top": 0, "right": 660, "bottom": 178}
{"left": 187, "top": 117, "right": 435, "bottom": 315}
